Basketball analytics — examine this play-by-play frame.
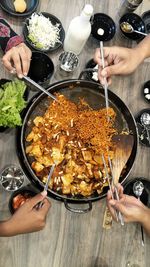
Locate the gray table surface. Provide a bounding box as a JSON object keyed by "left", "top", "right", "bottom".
{"left": 0, "top": 1, "right": 150, "bottom": 267}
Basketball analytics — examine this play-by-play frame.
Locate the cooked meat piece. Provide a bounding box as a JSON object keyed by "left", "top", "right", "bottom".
{"left": 51, "top": 147, "right": 64, "bottom": 165}
{"left": 61, "top": 173, "right": 74, "bottom": 186}
{"left": 33, "top": 116, "right": 44, "bottom": 126}
{"left": 29, "top": 144, "right": 43, "bottom": 157}
{"left": 32, "top": 161, "right": 44, "bottom": 172}
{"left": 35, "top": 155, "right": 53, "bottom": 167}
{"left": 81, "top": 150, "right": 93, "bottom": 161}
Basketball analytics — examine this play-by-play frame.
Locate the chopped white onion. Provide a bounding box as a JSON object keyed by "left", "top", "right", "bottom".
{"left": 27, "top": 13, "right": 61, "bottom": 50}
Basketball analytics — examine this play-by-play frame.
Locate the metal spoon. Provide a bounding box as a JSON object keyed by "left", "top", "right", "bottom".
{"left": 133, "top": 181, "right": 145, "bottom": 246}
{"left": 133, "top": 181, "right": 144, "bottom": 199}
{"left": 120, "top": 22, "right": 147, "bottom": 36}
{"left": 140, "top": 112, "right": 150, "bottom": 144}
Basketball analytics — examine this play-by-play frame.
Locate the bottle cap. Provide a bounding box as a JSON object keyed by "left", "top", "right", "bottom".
{"left": 82, "top": 4, "right": 93, "bottom": 17}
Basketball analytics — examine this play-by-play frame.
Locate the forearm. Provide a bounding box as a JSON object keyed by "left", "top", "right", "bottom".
{"left": 0, "top": 219, "right": 23, "bottom": 237}
{"left": 139, "top": 207, "right": 150, "bottom": 237}
{"left": 0, "top": 220, "right": 14, "bottom": 237}
{"left": 134, "top": 35, "right": 150, "bottom": 63}
{"left": 0, "top": 17, "right": 23, "bottom": 52}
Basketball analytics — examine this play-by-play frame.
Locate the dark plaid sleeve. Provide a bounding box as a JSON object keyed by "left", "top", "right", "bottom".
{"left": 0, "top": 18, "right": 23, "bottom": 53}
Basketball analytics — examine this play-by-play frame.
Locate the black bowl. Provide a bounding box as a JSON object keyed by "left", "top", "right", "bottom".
{"left": 119, "top": 13, "right": 146, "bottom": 41}
{"left": 142, "top": 10, "right": 150, "bottom": 34}
{"left": 23, "top": 12, "right": 65, "bottom": 53}
{"left": 135, "top": 108, "right": 150, "bottom": 147}
{"left": 0, "top": 0, "right": 39, "bottom": 17}
{"left": 91, "top": 13, "right": 116, "bottom": 42}
{"left": 142, "top": 80, "right": 150, "bottom": 103}
{"left": 124, "top": 177, "right": 150, "bottom": 207}
{"left": 84, "top": 59, "right": 99, "bottom": 83}
{"left": 9, "top": 186, "right": 37, "bottom": 214}
{"left": 28, "top": 51, "right": 54, "bottom": 89}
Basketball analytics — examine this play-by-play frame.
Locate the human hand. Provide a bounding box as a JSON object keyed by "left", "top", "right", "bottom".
{"left": 6, "top": 192, "right": 51, "bottom": 236}
{"left": 2, "top": 43, "right": 32, "bottom": 78}
{"left": 94, "top": 46, "right": 143, "bottom": 85}
{"left": 107, "top": 184, "right": 148, "bottom": 223}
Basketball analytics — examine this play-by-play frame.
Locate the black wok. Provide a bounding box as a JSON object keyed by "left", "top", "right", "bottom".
{"left": 16, "top": 78, "right": 138, "bottom": 213}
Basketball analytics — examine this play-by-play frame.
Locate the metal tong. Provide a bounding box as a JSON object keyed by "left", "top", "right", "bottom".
{"left": 102, "top": 154, "right": 124, "bottom": 226}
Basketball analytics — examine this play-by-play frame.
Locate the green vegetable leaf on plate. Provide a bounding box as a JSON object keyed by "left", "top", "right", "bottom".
{"left": 0, "top": 79, "right": 27, "bottom": 128}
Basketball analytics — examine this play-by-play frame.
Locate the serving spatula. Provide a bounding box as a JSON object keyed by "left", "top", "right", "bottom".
{"left": 111, "top": 134, "right": 134, "bottom": 185}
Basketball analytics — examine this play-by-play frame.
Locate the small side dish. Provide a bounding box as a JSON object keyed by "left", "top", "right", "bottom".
{"left": 27, "top": 13, "right": 62, "bottom": 50}
{"left": 91, "top": 13, "right": 116, "bottom": 42}
{"left": 14, "top": 0, "right": 27, "bottom": 13}
{"left": 135, "top": 108, "right": 150, "bottom": 147}
{"left": 0, "top": 79, "right": 27, "bottom": 128}
{"left": 9, "top": 187, "right": 37, "bottom": 214}
{"left": 12, "top": 193, "right": 32, "bottom": 210}
{"left": 124, "top": 177, "right": 150, "bottom": 207}
{"left": 119, "top": 13, "right": 145, "bottom": 41}
{"left": 0, "top": 0, "right": 39, "bottom": 17}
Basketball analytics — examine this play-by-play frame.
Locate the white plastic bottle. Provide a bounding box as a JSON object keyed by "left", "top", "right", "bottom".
{"left": 63, "top": 4, "right": 93, "bottom": 55}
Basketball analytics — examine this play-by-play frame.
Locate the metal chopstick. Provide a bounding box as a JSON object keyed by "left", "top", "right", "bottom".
{"left": 101, "top": 154, "right": 119, "bottom": 222}
{"left": 37, "top": 164, "right": 55, "bottom": 209}
{"left": 99, "top": 41, "right": 109, "bottom": 117}
{"left": 102, "top": 154, "right": 114, "bottom": 198}
{"left": 44, "top": 164, "right": 55, "bottom": 191}
{"left": 22, "top": 75, "right": 58, "bottom": 101}
{"left": 108, "top": 156, "right": 124, "bottom": 226}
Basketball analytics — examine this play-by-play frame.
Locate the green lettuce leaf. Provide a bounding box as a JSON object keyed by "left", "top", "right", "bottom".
{"left": 0, "top": 79, "right": 27, "bottom": 127}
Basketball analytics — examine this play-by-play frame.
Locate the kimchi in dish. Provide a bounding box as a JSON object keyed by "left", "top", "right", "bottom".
{"left": 26, "top": 94, "right": 117, "bottom": 197}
